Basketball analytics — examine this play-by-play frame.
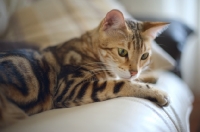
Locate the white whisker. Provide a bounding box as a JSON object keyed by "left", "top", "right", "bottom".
{"left": 74, "top": 62, "right": 114, "bottom": 71}
{"left": 84, "top": 69, "right": 113, "bottom": 80}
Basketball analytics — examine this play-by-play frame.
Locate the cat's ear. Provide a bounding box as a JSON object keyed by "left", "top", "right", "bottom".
{"left": 142, "top": 22, "right": 169, "bottom": 39}
{"left": 102, "top": 9, "right": 125, "bottom": 30}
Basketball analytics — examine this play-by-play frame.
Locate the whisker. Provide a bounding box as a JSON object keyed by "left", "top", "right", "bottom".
{"left": 140, "top": 61, "right": 152, "bottom": 74}
{"left": 74, "top": 62, "right": 113, "bottom": 71}
{"left": 136, "top": 78, "right": 142, "bottom": 82}
{"left": 85, "top": 69, "right": 113, "bottom": 76}
{"left": 156, "top": 35, "right": 167, "bottom": 38}
{"left": 84, "top": 69, "right": 113, "bottom": 80}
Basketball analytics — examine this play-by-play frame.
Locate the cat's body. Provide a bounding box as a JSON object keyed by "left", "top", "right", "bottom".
{"left": 0, "top": 10, "right": 169, "bottom": 127}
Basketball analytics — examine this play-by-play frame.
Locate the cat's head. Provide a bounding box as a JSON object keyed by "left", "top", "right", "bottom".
{"left": 97, "top": 9, "right": 169, "bottom": 80}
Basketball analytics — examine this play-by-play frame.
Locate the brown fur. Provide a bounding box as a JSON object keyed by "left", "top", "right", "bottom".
{"left": 0, "top": 9, "right": 169, "bottom": 127}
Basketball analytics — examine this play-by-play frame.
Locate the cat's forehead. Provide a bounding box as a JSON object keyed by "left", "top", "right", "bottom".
{"left": 125, "top": 20, "right": 144, "bottom": 41}
{"left": 125, "top": 20, "right": 143, "bottom": 31}
{"left": 124, "top": 20, "right": 148, "bottom": 51}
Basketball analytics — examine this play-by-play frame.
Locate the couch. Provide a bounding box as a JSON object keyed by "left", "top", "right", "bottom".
{"left": 0, "top": 0, "right": 194, "bottom": 132}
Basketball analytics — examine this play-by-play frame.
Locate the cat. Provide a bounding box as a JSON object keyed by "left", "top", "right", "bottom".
{"left": 0, "top": 9, "right": 169, "bottom": 127}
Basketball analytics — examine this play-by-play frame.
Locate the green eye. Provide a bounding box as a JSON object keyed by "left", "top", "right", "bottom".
{"left": 118, "top": 48, "right": 128, "bottom": 57}
{"left": 141, "top": 53, "right": 149, "bottom": 60}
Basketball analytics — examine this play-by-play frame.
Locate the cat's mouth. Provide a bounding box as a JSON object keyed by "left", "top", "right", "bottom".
{"left": 113, "top": 69, "right": 139, "bottom": 80}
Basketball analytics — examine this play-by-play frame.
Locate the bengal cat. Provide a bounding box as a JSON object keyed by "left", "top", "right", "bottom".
{"left": 0, "top": 9, "right": 169, "bottom": 127}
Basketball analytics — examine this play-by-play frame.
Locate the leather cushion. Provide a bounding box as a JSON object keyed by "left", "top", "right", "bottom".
{"left": 1, "top": 72, "right": 194, "bottom": 132}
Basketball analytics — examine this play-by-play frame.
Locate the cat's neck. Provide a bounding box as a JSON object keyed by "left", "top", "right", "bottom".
{"left": 42, "top": 28, "right": 102, "bottom": 73}
{"left": 79, "top": 28, "right": 100, "bottom": 60}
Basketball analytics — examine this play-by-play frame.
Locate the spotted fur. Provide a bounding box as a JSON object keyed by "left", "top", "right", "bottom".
{"left": 0, "top": 9, "right": 169, "bottom": 127}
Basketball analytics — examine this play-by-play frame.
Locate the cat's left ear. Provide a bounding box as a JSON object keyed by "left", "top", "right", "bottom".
{"left": 142, "top": 22, "right": 169, "bottom": 39}
{"left": 101, "top": 9, "right": 125, "bottom": 31}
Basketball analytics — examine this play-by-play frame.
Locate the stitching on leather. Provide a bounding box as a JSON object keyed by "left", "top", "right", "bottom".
{"left": 169, "top": 106, "right": 184, "bottom": 132}
{"left": 122, "top": 98, "right": 178, "bottom": 132}
{"left": 162, "top": 107, "right": 181, "bottom": 132}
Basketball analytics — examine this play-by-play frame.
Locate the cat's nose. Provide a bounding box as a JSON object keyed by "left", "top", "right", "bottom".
{"left": 130, "top": 71, "right": 138, "bottom": 76}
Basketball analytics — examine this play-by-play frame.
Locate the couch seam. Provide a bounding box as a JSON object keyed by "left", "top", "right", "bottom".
{"left": 123, "top": 98, "right": 178, "bottom": 132}
{"left": 162, "top": 106, "right": 181, "bottom": 132}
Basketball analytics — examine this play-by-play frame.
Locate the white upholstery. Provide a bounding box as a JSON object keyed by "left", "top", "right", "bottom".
{"left": 1, "top": 72, "right": 193, "bottom": 132}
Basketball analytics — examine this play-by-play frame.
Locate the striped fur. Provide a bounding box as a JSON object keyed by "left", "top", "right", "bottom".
{"left": 0, "top": 9, "right": 169, "bottom": 127}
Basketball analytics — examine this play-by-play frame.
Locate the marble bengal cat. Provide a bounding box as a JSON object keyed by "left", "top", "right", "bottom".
{"left": 0, "top": 9, "right": 169, "bottom": 127}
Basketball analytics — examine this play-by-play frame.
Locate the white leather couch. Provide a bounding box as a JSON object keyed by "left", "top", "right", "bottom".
{"left": 1, "top": 72, "right": 193, "bottom": 132}
{"left": 0, "top": 0, "right": 194, "bottom": 132}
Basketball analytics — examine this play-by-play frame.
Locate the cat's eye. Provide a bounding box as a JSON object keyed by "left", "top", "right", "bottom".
{"left": 118, "top": 48, "right": 128, "bottom": 57}
{"left": 141, "top": 53, "right": 149, "bottom": 60}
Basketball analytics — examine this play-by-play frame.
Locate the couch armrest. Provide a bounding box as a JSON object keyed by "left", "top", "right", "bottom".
{"left": 1, "top": 72, "right": 193, "bottom": 132}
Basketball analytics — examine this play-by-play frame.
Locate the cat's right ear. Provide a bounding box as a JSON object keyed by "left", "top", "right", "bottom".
{"left": 101, "top": 9, "right": 125, "bottom": 31}
{"left": 142, "top": 22, "right": 169, "bottom": 39}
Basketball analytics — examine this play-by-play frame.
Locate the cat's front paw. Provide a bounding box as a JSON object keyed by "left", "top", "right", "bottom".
{"left": 148, "top": 89, "right": 169, "bottom": 107}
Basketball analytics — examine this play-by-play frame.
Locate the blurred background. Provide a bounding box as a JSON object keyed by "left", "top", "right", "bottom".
{"left": 0, "top": 0, "right": 199, "bottom": 131}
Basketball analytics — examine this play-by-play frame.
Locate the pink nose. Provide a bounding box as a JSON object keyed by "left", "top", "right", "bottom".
{"left": 130, "top": 71, "right": 138, "bottom": 76}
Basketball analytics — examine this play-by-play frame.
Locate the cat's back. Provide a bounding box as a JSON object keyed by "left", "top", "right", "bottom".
{"left": 0, "top": 49, "right": 39, "bottom": 61}
{"left": 0, "top": 49, "right": 55, "bottom": 114}
{"left": 0, "top": 49, "right": 42, "bottom": 79}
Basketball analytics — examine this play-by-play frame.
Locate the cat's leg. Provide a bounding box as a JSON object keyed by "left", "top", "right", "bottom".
{"left": 137, "top": 71, "right": 164, "bottom": 84}
{"left": 137, "top": 75, "right": 157, "bottom": 84}
{"left": 55, "top": 80, "right": 169, "bottom": 108}
{"left": 0, "top": 92, "right": 27, "bottom": 127}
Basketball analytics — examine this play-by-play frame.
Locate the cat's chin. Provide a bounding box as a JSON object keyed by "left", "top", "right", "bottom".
{"left": 121, "top": 77, "right": 131, "bottom": 80}
{"left": 130, "top": 76, "right": 138, "bottom": 81}
{"left": 114, "top": 75, "right": 131, "bottom": 80}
